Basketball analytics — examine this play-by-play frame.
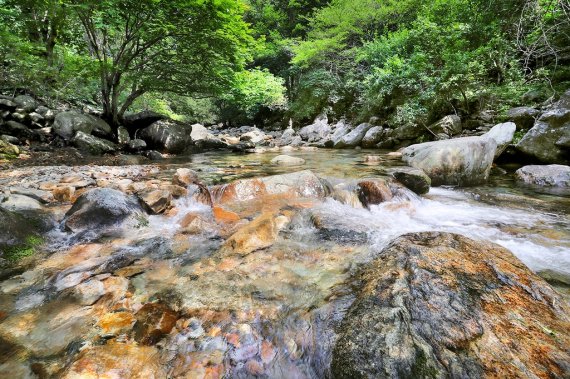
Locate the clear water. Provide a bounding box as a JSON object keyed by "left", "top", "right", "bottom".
{"left": 0, "top": 148, "right": 568, "bottom": 378}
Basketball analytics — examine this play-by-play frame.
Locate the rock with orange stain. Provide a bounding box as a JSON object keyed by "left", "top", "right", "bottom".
{"left": 221, "top": 212, "right": 290, "bottom": 256}
{"left": 161, "top": 184, "right": 188, "bottom": 198}
{"left": 212, "top": 206, "right": 241, "bottom": 223}
{"left": 260, "top": 340, "right": 276, "bottom": 364}
{"left": 356, "top": 179, "right": 393, "bottom": 208}
{"left": 133, "top": 302, "right": 179, "bottom": 345}
{"left": 97, "top": 311, "right": 135, "bottom": 335}
{"left": 211, "top": 170, "right": 329, "bottom": 205}
{"left": 172, "top": 168, "right": 199, "bottom": 187}
{"left": 179, "top": 213, "right": 215, "bottom": 235}
{"left": 61, "top": 343, "right": 166, "bottom": 378}
{"left": 225, "top": 333, "right": 240, "bottom": 347}
{"left": 137, "top": 189, "right": 172, "bottom": 214}
{"left": 101, "top": 276, "right": 129, "bottom": 302}
{"left": 216, "top": 257, "right": 240, "bottom": 272}
{"left": 52, "top": 185, "right": 75, "bottom": 202}
{"left": 332, "top": 232, "right": 570, "bottom": 378}
{"left": 211, "top": 178, "right": 267, "bottom": 204}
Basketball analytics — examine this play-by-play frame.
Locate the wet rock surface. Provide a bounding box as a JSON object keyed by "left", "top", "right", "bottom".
{"left": 63, "top": 188, "right": 147, "bottom": 233}
{"left": 332, "top": 232, "right": 570, "bottom": 379}
{"left": 0, "top": 150, "right": 568, "bottom": 378}
{"left": 402, "top": 135, "right": 498, "bottom": 186}
{"left": 390, "top": 166, "right": 431, "bottom": 194}
{"left": 516, "top": 164, "right": 570, "bottom": 187}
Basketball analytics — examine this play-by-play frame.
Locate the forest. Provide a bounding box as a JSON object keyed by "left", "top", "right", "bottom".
{"left": 1, "top": 0, "right": 569, "bottom": 129}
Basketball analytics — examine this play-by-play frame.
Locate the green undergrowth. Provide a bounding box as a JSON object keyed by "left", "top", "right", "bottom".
{"left": 3, "top": 235, "right": 44, "bottom": 262}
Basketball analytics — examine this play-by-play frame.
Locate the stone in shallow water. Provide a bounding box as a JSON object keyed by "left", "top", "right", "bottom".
{"left": 133, "top": 302, "right": 178, "bottom": 345}
{"left": 211, "top": 170, "right": 329, "bottom": 204}
{"left": 332, "top": 232, "right": 570, "bottom": 378}
{"left": 515, "top": 164, "right": 570, "bottom": 187}
{"left": 63, "top": 188, "right": 147, "bottom": 233}
{"left": 221, "top": 212, "right": 290, "bottom": 255}
{"left": 0, "top": 303, "right": 94, "bottom": 356}
{"left": 62, "top": 343, "right": 166, "bottom": 378}
{"left": 172, "top": 167, "right": 199, "bottom": 187}
{"left": 356, "top": 180, "right": 393, "bottom": 208}
{"left": 137, "top": 189, "right": 172, "bottom": 214}
{"left": 270, "top": 154, "right": 306, "bottom": 166}
{"left": 390, "top": 166, "right": 431, "bottom": 195}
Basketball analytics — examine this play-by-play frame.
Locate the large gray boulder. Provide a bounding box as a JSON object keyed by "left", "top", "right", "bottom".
{"left": 63, "top": 188, "right": 147, "bottom": 233}
{"left": 123, "top": 110, "right": 165, "bottom": 131}
{"left": 299, "top": 114, "right": 331, "bottom": 143}
{"left": 53, "top": 111, "right": 113, "bottom": 140}
{"left": 14, "top": 95, "right": 37, "bottom": 112}
{"left": 240, "top": 127, "right": 266, "bottom": 145}
{"left": 0, "top": 121, "right": 33, "bottom": 139}
{"left": 391, "top": 123, "right": 426, "bottom": 142}
{"left": 516, "top": 90, "right": 570, "bottom": 163}
{"left": 277, "top": 127, "right": 296, "bottom": 146}
{"left": 71, "top": 131, "right": 117, "bottom": 155}
{"left": 334, "top": 123, "right": 373, "bottom": 148}
{"left": 507, "top": 106, "right": 539, "bottom": 130}
{"left": 401, "top": 135, "right": 498, "bottom": 186}
{"left": 484, "top": 121, "right": 516, "bottom": 158}
{"left": 361, "top": 126, "right": 384, "bottom": 148}
{"left": 139, "top": 119, "right": 190, "bottom": 154}
{"left": 326, "top": 120, "right": 351, "bottom": 147}
{"left": 332, "top": 232, "right": 570, "bottom": 379}
{"left": 515, "top": 164, "right": 570, "bottom": 187}
{"left": 429, "top": 114, "right": 462, "bottom": 137}
{"left": 190, "top": 124, "right": 227, "bottom": 149}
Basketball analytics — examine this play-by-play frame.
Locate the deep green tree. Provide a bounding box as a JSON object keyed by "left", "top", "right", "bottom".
{"left": 74, "top": 0, "right": 254, "bottom": 128}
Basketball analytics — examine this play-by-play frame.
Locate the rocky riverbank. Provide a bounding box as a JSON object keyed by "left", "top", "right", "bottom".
{"left": 1, "top": 89, "right": 569, "bottom": 166}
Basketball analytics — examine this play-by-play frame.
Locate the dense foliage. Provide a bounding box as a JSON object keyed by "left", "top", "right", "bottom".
{"left": 1, "top": 0, "right": 569, "bottom": 129}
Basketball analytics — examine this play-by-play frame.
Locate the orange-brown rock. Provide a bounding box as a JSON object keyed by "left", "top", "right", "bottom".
{"left": 62, "top": 343, "right": 166, "bottom": 378}
{"left": 133, "top": 302, "right": 178, "bottom": 345}
{"left": 210, "top": 170, "right": 329, "bottom": 205}
{"left": 212, "top": 206, "right": 241, "bottom": 223}
{"left": 172, "top": 168, "right": 199, "bottom": 187}
{"left": 332, "top": 232, "right": 570, "bottom": 378}
{"left": 97, "top": 311, "right": 135, "bottom": 335}
{"left": 221, "top": 212, "right": 290, "bottom": 256}
{"left": 356, "top": 179, "right": 392, "bottom": 208}
{"left": 52, "top": 185, "right": 75, "bottom": 202}
{"left": 137, "top": 189, "right": 172, "bottom": 214}
{"left": 179, "top": 212, "right": 214, "bottom": 234}
{"left": 211, "top": 179, "right": 267, "bottom": 204}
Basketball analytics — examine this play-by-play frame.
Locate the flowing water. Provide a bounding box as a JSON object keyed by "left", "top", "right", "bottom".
{"left": 1, "top": 149, "right": 569, "bottom": 378}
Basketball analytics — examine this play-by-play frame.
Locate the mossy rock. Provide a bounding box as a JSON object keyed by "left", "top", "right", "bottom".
{"left": 3, "top": 235, "right": 43, "bottom": 262}
{"left": 0, "top": 208, "right": 52, "bottom": 265}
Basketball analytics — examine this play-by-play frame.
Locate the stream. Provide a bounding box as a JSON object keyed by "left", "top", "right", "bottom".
{"left": 1, "top": 148, "right": 569, "bottom": 378}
